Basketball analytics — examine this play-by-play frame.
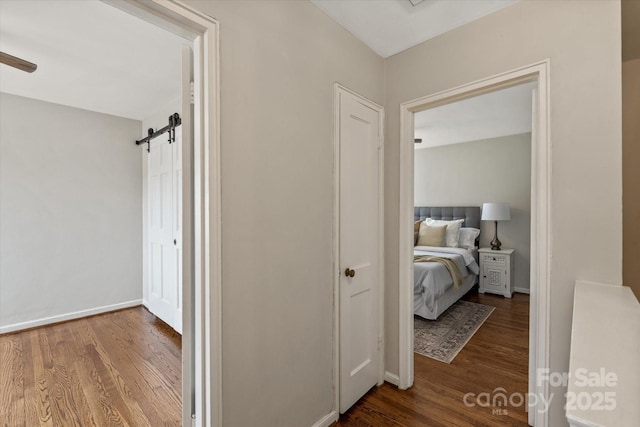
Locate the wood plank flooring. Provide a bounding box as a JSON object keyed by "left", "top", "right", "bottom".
{"left": 2, "top": 292, "right": 528, "bottom": 427}
{"left": 335, "top": 290, "right": 530, "bottom": 427}
{"left": 0, "top": 307, "right": 182, "bottom": 427}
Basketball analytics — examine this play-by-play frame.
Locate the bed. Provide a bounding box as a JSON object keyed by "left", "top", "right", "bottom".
{"left": 413, "top": 206, "right": 481, "bottom": 320}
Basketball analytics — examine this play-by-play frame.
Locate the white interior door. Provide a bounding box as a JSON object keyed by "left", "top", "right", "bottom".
{"left": 148, "top": 134, "right": 178, "bottom": 330}
{"left": 528, "top": 85, "right": 538, "bottom": 427}
{"left": 338, "top": 87, "right": 382, "bottom": 413}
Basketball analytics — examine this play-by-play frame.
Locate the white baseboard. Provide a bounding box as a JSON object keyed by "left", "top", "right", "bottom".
{"left": 0, "top": 299, "right": 143, "bottom": 334}
{"left": 384, "top": 371, "right": 400, "bottom": 386}
{"left": 514, "top": 287, "right": 530, "bottom": 294}
{"left": 311, "top": 411, "right": 338, "bottom": 427}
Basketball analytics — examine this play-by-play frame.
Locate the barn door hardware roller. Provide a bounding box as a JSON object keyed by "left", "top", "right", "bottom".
{"left": 135, "top": 112, "right": 182, "bottom": 153}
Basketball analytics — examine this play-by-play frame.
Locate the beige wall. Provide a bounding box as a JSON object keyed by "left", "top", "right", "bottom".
{"left": 623, "top": 59, "right": 640, "bottom": 298}
{"left": 183, "top": 1, "right": 384, "bottom": 426}
{"left": 414, "top": 134, "right": 531, "bottom": 291}
{"left": 0, "top": 93, "right": 142, "bottom": 330}
{"left": 384, "top": 1, "right": 622, "bottom": 426}
{"left": 147, "top": 1, "right": 623, "bottom": 426}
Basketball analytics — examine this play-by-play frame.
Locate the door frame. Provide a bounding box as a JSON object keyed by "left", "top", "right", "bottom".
{"left": 331, "top": 83, "right": 385, "bottom": 424}
{"left": 397, "top": 60, "right": 551, "bottom": 427}
{"left": 105, "top": 1, "right": 221, "bottom": 426}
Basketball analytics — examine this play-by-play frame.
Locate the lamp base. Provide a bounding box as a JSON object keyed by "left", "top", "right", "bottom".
{"left": 491, "top": 220, "right": 502, "bottom": 250}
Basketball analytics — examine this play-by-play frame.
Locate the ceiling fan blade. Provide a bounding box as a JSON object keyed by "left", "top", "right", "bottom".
{"left": 0, "top": 51, "right": 37, "bottom": 73}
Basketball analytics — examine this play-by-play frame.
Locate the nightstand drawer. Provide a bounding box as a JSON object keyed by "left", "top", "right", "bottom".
{"left": 481, "top": 254, "right": 507, "bottom": 267}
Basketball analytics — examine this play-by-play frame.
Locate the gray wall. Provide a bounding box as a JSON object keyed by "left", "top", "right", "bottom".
{"left": 0, "top": 93, "right": 142, "bottom": 330}
{"left": 414, "top": 133, "right": 531, "bottom": 291}
{"left": 384, "top": 1, "right": 622, "bottom": 425}
{"left": 183, "top": 1, "right": 385, "bottom": 426}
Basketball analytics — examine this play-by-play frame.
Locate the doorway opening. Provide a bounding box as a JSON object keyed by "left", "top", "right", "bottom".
{"left": 397, "top": 61, "right": 551, "bottom": 426}
{"left": 411, "top": 81, "right": 534, "bottom": 424}
{"left": 89, "top": 2, "right": 222, "bottom": 425}
{"left": 0, "top": 0, "right": 220, "bottom": 425}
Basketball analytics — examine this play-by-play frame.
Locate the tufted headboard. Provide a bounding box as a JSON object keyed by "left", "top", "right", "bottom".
{"left": 414, "top": 206, "right": 481, "bottom": 229}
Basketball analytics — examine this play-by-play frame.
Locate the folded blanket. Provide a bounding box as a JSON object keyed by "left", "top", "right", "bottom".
{"left": 414, "top": 255, "right": 464, "bottom": 290}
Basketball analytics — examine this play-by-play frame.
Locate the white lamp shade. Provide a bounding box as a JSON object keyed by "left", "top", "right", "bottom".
{"left": 481, "top": 202, "right": 511, "bottom": 221}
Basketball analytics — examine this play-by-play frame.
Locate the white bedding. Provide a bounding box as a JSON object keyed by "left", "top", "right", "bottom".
{"left": 413, "top": 246, "right": 479, "bottom": 315}
{"left": 414, "top": 246, "right": 479, "bottom": 273}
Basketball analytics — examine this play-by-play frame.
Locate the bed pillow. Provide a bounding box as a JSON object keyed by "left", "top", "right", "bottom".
{"left": 425, "top": 218, "right": 465, "bottom": 248}
{"left": 458, "top": 227, "right": 481, "bottom": 249}
{"left": 414, "top": 221, "right": 423, "bottom": 246}
{"left": 416, "top": 223, "right": 447, "bottom": 247}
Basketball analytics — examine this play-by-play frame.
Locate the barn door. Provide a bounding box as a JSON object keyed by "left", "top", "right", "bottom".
{"left": 147, "top": 137, "right": 178, "bottom": 327}
{"left": 148, "top": 131, "right": 180, "bottom": 331}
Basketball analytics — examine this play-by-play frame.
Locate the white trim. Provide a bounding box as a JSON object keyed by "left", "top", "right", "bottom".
{"left": 397, "top": 60, "right": 551, "bottom": 427}
{"left": 514, "top": 287, "right": 531, "bottom": 295}
{"left": 180, "top": 38, "right": 194, "bottom": 427}
{"left": 311, "top": 411, "right": 339, "bottom": 427}
{"left": 398, "top": 85, "right": 414, "bottom": 390}
{"left": 378, "top": 106, "right": 386, "bottom": 388}
{"left": 384, "top": 371, "right": 400, "bottom": 386}
{"left": 332, "top": 83, "right": 341, "bottom": 419}
{"left": 106, "top": 2, "right": 221, "bottom": 427}
{"left": 528, "top": 83, "right": 541, "bottom": 427}
{"left": 332, "top": 83, "right": 385, "bottom": 417}
{"left": 0, "top": 299, "right": 143, "bottom": 334}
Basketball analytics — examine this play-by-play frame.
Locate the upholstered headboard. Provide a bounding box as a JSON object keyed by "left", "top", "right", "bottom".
{"left": 414, "top": 206, "right": 481, "bottom": 229}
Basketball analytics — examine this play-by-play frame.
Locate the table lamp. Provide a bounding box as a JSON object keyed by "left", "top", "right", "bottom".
{"left": 481, "top": 202, "right": 511, "bottom": 250}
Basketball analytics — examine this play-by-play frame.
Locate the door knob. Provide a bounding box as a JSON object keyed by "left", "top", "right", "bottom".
{"left": 345, "top": 268, "right": 355, "bottom": 278}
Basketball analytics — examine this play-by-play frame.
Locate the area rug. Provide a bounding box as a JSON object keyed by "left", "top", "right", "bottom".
{"left": 414, "top": 300, "right": 494, "bottom": 364}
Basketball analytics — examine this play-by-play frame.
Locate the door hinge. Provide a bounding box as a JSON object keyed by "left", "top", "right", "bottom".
{"left": 190, "top": 81, "right": 195, "bottom": 105}
{"left": 378, "top": 336, "right": 382, "bottom": 351}
{"left": 191, "top": 414, "right": 196, "bottom": 427}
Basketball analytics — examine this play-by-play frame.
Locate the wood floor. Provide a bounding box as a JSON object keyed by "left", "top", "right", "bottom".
{"left": 335, "top": 289, "right": 530, "bottom": 427}
{"left": 2, "top": 291, "right": 528, "bottom": 427}
{"left": 0, "top": 307, "right": 182, "bottom": 427}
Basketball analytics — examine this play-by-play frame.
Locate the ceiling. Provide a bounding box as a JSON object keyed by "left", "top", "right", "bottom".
{"left": 310, "top": 0, "right": 518, "bottom": 58}
{"left": 0, "top": 0, "right": 184, "bottom": 121}
{"left": 2, "top": 0, "right": 632, "bottom": 124}
{"left": 414, "top": 81, "right": 535, "bottom": 149}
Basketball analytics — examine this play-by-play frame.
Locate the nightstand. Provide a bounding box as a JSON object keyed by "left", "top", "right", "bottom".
{"left": 478, "top": 248, "right": 515, "bottom": 298}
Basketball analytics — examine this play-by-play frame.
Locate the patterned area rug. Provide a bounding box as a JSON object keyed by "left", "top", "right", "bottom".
{"left": 414, "top": 300, "right": 495, "bottom": 364}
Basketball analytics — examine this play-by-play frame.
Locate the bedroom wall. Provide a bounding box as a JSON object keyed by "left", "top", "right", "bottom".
{"left": 181, "top": 1, "right": 384, "bottom": 426}
{"left": 384, "top": 1, "right": 622, "bottom": 426}
{"left": 0, "top": 93, "right": 143, "bottom": 332}
{"left": 414, "top": 133, "right": 531, "bottom": 292}
{"left": 623, "top": 58, "right": 640, "bottom": 299}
